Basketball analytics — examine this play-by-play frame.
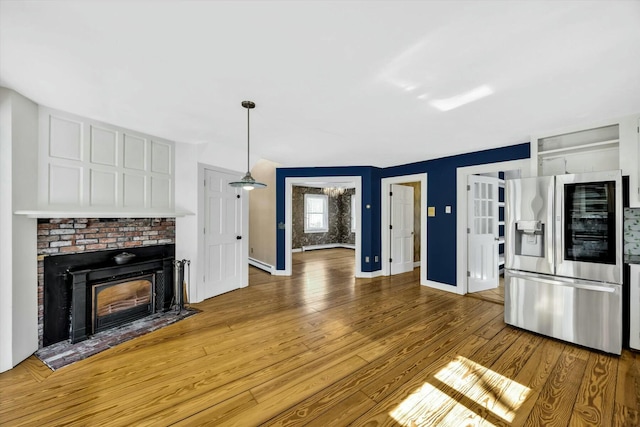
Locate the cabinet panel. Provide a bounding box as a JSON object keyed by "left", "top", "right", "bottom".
{"left": 629, "top": 264, "right": 640, "bottom": 350}
{"left": 151, "top": 140, "right": 171, "bottom": 174}
{"left": 151, "top": 176, "right": 171, "bottom": 209}
{"left": 123, "top": 134, "right": 147, "bottom": 171}
{"left": 49, "top": 164, "right": 82, "bottom": 205}
{"left": 49, "top": 115, "right": 82, "bottom": 161}
{"left": 90, "top": 126, "right": 117, "bottom": 166}
{"left": 90, "top": 170, "right": 117, "bottom": 206}
{"left": 123, "top": 174, "right": 146, "bottom": 208}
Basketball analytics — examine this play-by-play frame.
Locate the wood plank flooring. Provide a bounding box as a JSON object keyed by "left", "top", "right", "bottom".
{"left": 467, "top": 276, "right": 505, "bottom": 305}
{"left": 1, "top": 248, "right": 639, "bottom": 426}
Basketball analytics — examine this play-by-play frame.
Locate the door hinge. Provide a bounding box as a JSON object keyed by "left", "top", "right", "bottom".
{"left": 389, "top": 258, "right": 392, "bottom": 263}
{"left": 203, "top": 276, "right": 205, "bottom": 282}
{"left": 467, "top": 271, "right": 471, "bottom": 277}
{"left": 467, "top": 184, "right": 470, "bottom": 191}
{"left": 390, "top": 191, "right": 393, "bottom": 196}
{"left": 203, "top": 227, "right": 206, "bottom": 234}
{"left": 237, "top": 194, "right": 241, "bottom": 199}
{"left": 467, "top": 227, "right": 470, "bottom": 234}
{"left": 204, "top": 179, "right": 206, "bottom": 186}
{"left": 389, "top": 225, "right": 393, "bottom": 230}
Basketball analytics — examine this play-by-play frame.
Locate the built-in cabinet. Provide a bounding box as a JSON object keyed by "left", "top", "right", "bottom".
{"left": 629, "top": 264, "right": 640, "bottom": 350}
{"left": 38, "top": 107, "right": 175, "bottom": 211}
{"left": 530, "top": 113, "right": 640, "bottom": 206}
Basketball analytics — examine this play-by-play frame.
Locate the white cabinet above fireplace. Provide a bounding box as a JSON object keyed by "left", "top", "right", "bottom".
{"left": 38, "top": 107, "right": 175, "bottom": 213}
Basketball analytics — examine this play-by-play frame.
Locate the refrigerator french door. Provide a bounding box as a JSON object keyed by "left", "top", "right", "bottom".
{"left": 505, "top": 170, "right": 622, "bottom": 354}
{"left": 555, "top": 172, "right": 622, "bottom": 283}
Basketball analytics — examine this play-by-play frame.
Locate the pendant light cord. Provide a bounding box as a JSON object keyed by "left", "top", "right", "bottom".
{"left": 246, "top": 106, "right": 250, "bottom": 173}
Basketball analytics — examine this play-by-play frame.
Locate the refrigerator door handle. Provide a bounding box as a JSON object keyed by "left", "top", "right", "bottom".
{"left": 508, "top": 271, "right": 617, "bottom": 293}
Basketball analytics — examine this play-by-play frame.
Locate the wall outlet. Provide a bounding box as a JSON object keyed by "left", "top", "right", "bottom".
{"left": 365, "top": 256, "right": 370, "bottom": 263}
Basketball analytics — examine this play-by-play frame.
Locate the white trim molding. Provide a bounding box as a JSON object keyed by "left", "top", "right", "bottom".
{"left": 283, "top": 176, "right": 362, "bottom": 277}
{"left": 248, "top": 257, "right": 274, "bottom": 274}
{"left": 423, "top": 280, "right": 465, "bottom": 295}
{"left": 380, "top": 173, "right": 428, "bottom": 286}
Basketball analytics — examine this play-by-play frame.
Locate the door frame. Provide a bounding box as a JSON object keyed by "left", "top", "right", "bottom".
{"left": 381, "top": 173, "right": 427, "bottom": 286}
{"left": 456, "top": 159, "right": 530, "bottom": 295}
{"left": 283, "top": 176, "right": 362, "bottom": 277}
{"left": 197, "top": 163, "right": 249, "bottom": 302}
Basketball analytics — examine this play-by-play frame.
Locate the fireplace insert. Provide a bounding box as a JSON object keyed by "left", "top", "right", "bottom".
{"left": 43, "top": 244, "right": 175, "bottom": 346}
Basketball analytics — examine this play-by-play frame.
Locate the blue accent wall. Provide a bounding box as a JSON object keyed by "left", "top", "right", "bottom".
{"left": 276, "top": 143, "right": 530, "bottom": 286}
{"left": 276, "top": 166, "right": 382, "bottom": 272}
{"left": 383, "top": 143, "right": 530, "bottom": 285}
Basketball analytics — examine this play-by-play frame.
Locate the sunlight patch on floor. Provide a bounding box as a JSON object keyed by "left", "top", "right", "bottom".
{"left": 390, "top": 355, "right": 530, "bottom": 426}
{"left": 435, "top": 356, "right": 530, "bottom": 422}
{"left": 390, "top": 380, "right": 495, "bottom": 426}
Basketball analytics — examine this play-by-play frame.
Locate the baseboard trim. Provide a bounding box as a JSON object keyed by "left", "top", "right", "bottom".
{"left": 248, "top": 257, "right": 275, "bottom": 274}
{"left": 301, "top": 243, "right": 356, "bottom": 251}
{"left": 356, "top": 270, "right": 383, "bottom": 279}
{"left": 422, "top": 280, "right": 463, "bottom": 295}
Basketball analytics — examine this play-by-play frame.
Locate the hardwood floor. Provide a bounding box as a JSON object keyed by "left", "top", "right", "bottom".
{"left": 467, "top": 276, "right": 505, "bottom": 305}
{"left": 1, "top": 248, "right": 639, "bottom": 426}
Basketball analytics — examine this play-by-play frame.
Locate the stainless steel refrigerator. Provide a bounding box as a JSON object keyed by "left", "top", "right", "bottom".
{"left": 505, "top": 170, "right": 622, "bottom": 354}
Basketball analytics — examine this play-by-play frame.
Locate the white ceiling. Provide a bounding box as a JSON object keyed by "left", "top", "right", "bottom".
{"left": 2, "top": 1, "right": 640, "bottom": 168}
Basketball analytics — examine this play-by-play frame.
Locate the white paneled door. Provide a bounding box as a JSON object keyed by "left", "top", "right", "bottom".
{"left": 390, "top": 184, "right": 414, "bottom": 275}
{"left": 467, "top": 175, "right": 499, "bottom": 293}
{"left": 203, "top": 168, "right": 245, "bottom": 299}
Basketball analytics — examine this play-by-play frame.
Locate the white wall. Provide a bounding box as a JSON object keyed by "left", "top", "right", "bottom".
{"left": 0, "top": 89, "right": 13, "bottom": 371}
{"left": 0, "top": 88, "right": 39, "bottom": 373}
{"left": 174, "top": 140, "right": 246, "bottom": 303}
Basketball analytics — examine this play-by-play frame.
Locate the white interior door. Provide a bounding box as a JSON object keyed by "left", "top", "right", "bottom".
{"left": 467, "top": 175, "right": 499, "bottom": 292}
{"left": 203, "top": 168, "right": 244, "bottom": 299}
{"left": 390, "top": 184, "right": 414, "bottom": 275}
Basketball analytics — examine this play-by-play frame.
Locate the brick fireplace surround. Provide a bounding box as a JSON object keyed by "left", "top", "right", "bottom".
{"left": 36, "top": 218, "right": 176, "bottom": 348}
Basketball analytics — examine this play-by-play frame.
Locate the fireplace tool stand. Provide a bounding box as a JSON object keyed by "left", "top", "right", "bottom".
{"left": 172, "top": 259, "right": 190, "bottom": 314}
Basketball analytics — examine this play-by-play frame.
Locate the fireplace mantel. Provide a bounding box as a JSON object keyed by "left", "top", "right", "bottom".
{"left": 15, "top": 209, "right": 193, "bottom": 218}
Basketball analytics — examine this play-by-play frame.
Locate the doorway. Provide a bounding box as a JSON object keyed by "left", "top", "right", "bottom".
{"left": 283, "top": 176, "right": 362, "bottom": 277}
{"left": 456, "top": 159, "right": 530, "bottom": 295}
{"left": 381, "top": 173, "right": 428, "bottom": 285}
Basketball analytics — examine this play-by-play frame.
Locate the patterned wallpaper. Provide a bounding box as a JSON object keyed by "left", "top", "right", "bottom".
{"left": 292, "top": 186, "right": 355, "bottom": 249}
{"left": 624, "top": 208, "right": 640, "bottom": 255}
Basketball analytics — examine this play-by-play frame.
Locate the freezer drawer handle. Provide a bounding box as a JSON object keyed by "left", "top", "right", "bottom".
{"left": 509, "top": 272, "right": 617, "bottom": 293}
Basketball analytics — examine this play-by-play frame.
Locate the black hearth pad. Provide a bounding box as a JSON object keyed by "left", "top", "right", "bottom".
{"left": 35, "top": 308, "right": 198, "bottom": 371}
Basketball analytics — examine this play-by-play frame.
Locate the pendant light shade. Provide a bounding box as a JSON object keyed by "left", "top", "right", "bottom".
{"left": 229, "top": 100, "right": 267, "bottom": 190}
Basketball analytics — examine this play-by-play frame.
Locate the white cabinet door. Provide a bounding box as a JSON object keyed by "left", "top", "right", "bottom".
{"left": 630, "top": 264, "right": 640, "bottom": 350}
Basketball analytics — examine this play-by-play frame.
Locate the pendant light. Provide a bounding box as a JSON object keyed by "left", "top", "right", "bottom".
{"left": 229, "top": 100, "right": 267, "bottom": 190}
